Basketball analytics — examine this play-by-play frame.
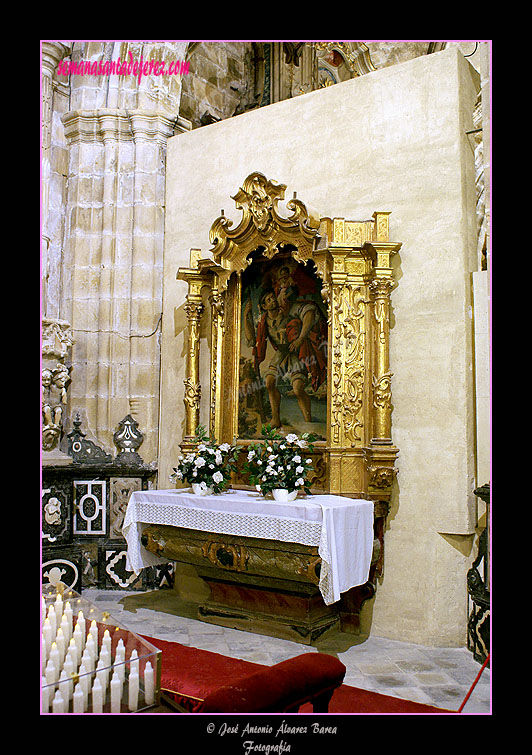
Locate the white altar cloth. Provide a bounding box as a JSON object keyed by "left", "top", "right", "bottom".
{"left": 122, "top": 489, "right": 374, "bottom": 606}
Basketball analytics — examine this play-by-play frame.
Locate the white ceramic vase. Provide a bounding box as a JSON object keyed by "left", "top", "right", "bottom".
{"left": 272, "top": 489, "right": 298, "bottom": 502}
{"left": 191, "top": 483, "right": 214, "bottom": 496}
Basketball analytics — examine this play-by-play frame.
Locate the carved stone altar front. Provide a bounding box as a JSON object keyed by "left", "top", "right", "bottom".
{"left": 171, "top": 172, "right": 401, "bottom": 636}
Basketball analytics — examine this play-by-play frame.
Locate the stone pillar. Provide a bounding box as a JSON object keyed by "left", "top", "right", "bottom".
{"left": 60, "top": 42, "right": 191, "bottom": 461}
{"left": 41, "top": 41, "right": 71, "bottom": 309}
{"left": 42, "top": 43, "right": 73, "bottom": 464}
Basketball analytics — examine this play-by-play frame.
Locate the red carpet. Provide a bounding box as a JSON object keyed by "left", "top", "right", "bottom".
{"left": 141, "top": 635, "right": 453, "bottom": 714}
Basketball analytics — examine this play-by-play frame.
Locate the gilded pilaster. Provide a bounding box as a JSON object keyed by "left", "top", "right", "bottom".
{"left": 208, "top": 285, "right": 225, "bottom": 441}
{"left": 177, "top": 252, "right": 214, "bottom": 450}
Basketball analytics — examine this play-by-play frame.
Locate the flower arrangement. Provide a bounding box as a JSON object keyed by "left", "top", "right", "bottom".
{"left": 169, "top": 426, "right": 240, "bottom": 494}
{"left": 243, "top": 425, "right": 316, "bottom": 497}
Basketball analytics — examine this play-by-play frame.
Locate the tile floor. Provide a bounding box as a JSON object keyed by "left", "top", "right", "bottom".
{"left": 83, "top": 587, "right": 491, "bottom": 715}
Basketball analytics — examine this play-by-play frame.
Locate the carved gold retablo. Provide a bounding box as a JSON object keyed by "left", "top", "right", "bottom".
{"left": 176, "top": 172, "right": 401, "bottom": 502}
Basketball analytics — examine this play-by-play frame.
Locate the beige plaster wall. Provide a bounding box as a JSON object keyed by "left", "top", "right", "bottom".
{"left": 161, "top": 47, "right": 481, "bottom": 646}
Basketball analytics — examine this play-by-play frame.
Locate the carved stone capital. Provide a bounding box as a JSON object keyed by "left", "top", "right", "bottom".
{"left": 42, "top": 318, "right": 74, "bottom": 360}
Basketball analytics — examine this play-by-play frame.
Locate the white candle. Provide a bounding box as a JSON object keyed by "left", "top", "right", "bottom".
{"left": 144, "top": 661, "right": 155, "bottom": 705}
{"left": 99, "top": 645, "right": 111, "bottom": 669}
{"left": 73, "top": 683, "right": 85, "bottom": 713}
{"left": 81, "top": 647, "right": 93, "bottom": 674}
{"left": 47, "top": 605, "right": 57, "bottom": 637}
{"left": 63, "top": 602, "right": 73, "bottom": 633}
{"left": 42, "top": 617, "right": 53, "bottom": 654}
{"left": 42, "top": 636, "right": 47, "bottom": 673}
{"left": 91, "top": 677, "right": 103, "bottom": 713}
{"left": 115, "top": 643, "right": 125, "bottom": 664}
{"left": 52, "top": 688, "right": 65, "bottom": 713}
{"left": 67, "top": 638, "right": 79, "bottom": 669}
{"left": 85, "top": 633, "right": 97, "bottom": 664}
{"left": 115, "top": 659, "right": 125, "bottom": 682}
{"left": 49, "top": 643, "right": 61, "bottom": 680}
{"left": 45, "top": 658, "right": 57, "bottom": 686}
{"left": 41, "top": 676, "right": 51, "bottom": 713}
{"left": 58, "top": 669, "right": 72, "bottom": 704}
{"left": 60, "top": 614, "right": 71, "bottom": 645}
{"left": 63, "top": 656, "right": 75, "bottom": 699}
{"left": 101, "top": 629, "right": 111, "bottom": 652}
{"left": 129, "top": 649, "right": 139, "bottom": 675}
{"left": 78, "top": 663, "right": 90, "bottom": 705}
{"left": 42, "top": 596, "right": 47, "bottom": 620}
{"left": 73, "top": 623, "right": 84, "bottom": 658}
{"left": 128, "top": 670, "right": 139, "bottom": 711}
{"left": 54, "top": 593, "right": 63, "bottom": 624}
{"left": 96, "top": 659, "right": 108, "bottom": 692}
{"left": 55, "top": 627, "right": 66, "bottom": 659}
{"left": 110, "top": 675, "right": 122, "bottom": 713}
{"left": 76, "top": 610, "right": 86, "bottom": 641}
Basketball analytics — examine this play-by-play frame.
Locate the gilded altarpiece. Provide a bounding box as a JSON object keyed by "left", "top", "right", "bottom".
{"left": 177, "top": 172, "right": 401, "bottom": 507}
{"left": 175, "top": 172, "right": 400, "bottom": 635}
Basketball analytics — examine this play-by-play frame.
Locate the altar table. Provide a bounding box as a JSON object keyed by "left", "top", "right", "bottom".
{"left": 123, "top": 489, "right": 374, "bottom": 607}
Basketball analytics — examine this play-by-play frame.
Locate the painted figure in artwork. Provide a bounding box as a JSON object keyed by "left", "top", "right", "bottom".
{"left": 239, "top": 252, "right": 327, "bottom": 439}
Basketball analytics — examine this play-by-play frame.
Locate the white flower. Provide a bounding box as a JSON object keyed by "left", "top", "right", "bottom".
{"left": 295, "top": 477, "right": 305, "bottom": 486}
{"left": 279, "top": 444, "right": 286, "bottom": 450}
{"left": 198, "top": 444, "right": 207, "bottom": 452}
{"left": 215, "top": 451, "right": 223, "bottom": 465}
{"left": 209, "top": 464, "right": 214, "bottom": 469}
{"left": 192, "top": 470, "right": 198, "bottom": 477}
{"left": 285, "top": 433, "right": 298, "bottom": 443}
{"left": 296, "top": 466, "right": 304, "bottom": 474}
{"left": 306, "top": 459, "right": 312, "bottom": 465}
{"left": 212, "top": 471, "right": 223, "bottom": 484}
{"left": 293, "top": 455, "right": 301, "bottom": 464}
{"left": 219, "top": 443, "right": 231, "bottom": 452}
{"left": 247, "top": 450, "right": 256, "bottom": 460}
{"left": 255, "top": 484, "right": 261, "bottom": 491}
{"left": 194, "top": 457, "right": 206, "bottom": 468}
{"left": 296, "top": 439, "right": 308, "bottom": 448}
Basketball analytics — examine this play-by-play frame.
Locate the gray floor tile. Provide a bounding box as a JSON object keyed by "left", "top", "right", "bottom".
{"left": 76, "top": 589, "right": 491, "bottom": 714}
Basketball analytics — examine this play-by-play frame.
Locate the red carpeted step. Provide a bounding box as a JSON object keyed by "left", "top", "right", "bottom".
{"left": 141, "top": 635, "right": 453, "bottom": 714}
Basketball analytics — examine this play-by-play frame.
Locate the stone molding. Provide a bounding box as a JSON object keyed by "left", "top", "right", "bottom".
{"left": 62, "top": 108, "right": 191, "bottom": 145}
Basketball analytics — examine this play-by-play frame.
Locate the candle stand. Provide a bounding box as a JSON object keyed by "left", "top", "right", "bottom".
{"left": 41, "top": 584, "right": 161, "bottom": 714}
